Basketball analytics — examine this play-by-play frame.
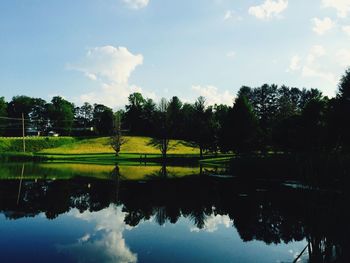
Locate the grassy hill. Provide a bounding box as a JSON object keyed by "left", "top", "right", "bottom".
{"left": 39, "top": 136, "right": 199, "bottom": 155}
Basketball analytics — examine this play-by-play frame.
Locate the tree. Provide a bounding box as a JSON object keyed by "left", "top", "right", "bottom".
{"left": 110, "top": 111, "right": 126, "bottom": 156}
{"left": 300, "top": 98, "right": 328, "bottom": 152}
{"left": 74, "top": 102, "right": 94, "bottom": 136}
{"left": 167, "top": 96, "right": 183, "bottom": 139}
{"left": 93, "top": 104, "right": 114, "bottom": 136}
{"left": 0, "top": 97, "right": 7, "bottom": 136}
{"left": 227, "top": 95, "right": 259, "bottom": 154}
{"left": 125, "top": 92, "right": 146, "bottom": 134}
{"left": 31, "top": 98, "right": 48, "bottom": 134}
{"left": 337, "top": 67, "right": 350, "bottom": 101}
{"left": 330, "top": 68, "right": 350, "bottom": 152}
{"left": 184, "top": 97, "right": 215, "bottom": 158}
{"left": 7, "top": 96, "right": 36, "bottom": 136}
{"left": 253, "top": 84, "right": 278, "bottom": 146}
{"left": 148, "top": 98, "right": 172, "bottom": 161}
{"left": 47, "top": 96, "right": 74, "bottom": 135}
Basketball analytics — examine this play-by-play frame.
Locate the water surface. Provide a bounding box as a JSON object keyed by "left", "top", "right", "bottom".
{"left": 0, "top": 162, "right": 347, "bottom": 262}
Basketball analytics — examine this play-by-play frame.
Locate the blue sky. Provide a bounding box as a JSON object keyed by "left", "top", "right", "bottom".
{"left": 1, "top": 0, "right": 350, "bottom": 107}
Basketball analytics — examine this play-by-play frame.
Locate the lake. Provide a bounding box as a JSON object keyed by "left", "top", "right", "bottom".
{"left": 0, "top": 162, "right": 348, "bottom": 262}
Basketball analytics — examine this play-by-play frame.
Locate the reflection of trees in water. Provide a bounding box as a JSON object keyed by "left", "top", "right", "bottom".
{"left": 0, "top": 176, "right": 348, "bottom": 262}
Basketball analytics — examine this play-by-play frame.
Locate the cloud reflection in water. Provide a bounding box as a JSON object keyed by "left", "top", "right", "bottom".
{"left": 56, "top": 205, "right": 137, "bottom": 263}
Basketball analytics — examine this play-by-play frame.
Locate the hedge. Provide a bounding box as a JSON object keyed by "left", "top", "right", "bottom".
{"left": 0, "top": 137, "right": 76, "bottom": 152}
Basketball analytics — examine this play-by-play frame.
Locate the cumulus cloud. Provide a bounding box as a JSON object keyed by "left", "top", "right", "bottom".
{"left": 191, "top": 85, "right": 234, "bottom": 106}
{"left": 190, "top": 214, "right": 232, "bottom": 233}
{"left": 311, "top": 17, "right": 335, "bottom": 35}
{"left": 68, "top": 45, "right": 150, "bottom": 107}
{"left": 57, "top": 205, "right": 137, "bottom": 263}
{"left": 322, "top": 0, "right": 350, "bottom": 18}
{"left": 248, "top": 0, "right": 288, "bottom": 20}
{"left": 122, "top": 0, "right": 149, "bottom": 9}
{"left": 287, "top": 45, "right": 340, "bottom": 96}
{"left": 342, "top": 25, "right": 350, "bottom": 36}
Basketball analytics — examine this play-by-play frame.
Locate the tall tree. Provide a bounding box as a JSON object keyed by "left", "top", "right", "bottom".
{"left": 337, "top": 68, "right": 350, "bottom": 100}
{"left": 47, "top": 96, "right": 74, "bottom": 135}
{"left": 227, "top": 95, "right": 259, "bottom": 154}
{"left": 125, "top": 92, "right": 146, "bottom": 134}
{"left": 0, "top": 97, "right": 7, "bottom": 136}
{"left": 31, "top": 98, "right": 48, "bottom": 134}
{"left": 331, "top": 68, "right": 350, "bottom": 151}
{"left": 167, "top": 96, "right": 183, "bottom": 139}
{"left": 148, "top": 98, "right": 171, "bottom": 160}
{"left": 300, "top": 98, "right": 328, "bottom": 152}
{"left": 93, "top": 104, "right": 114, "bottom": 136}
{"left": 7, "top": 96, "right": 35, "bottom": 136}
{"left": 251, "top": 84, "right": 278, "bottom": 149}
{"left": 110, "top": 111, "right": 126, "bottom": 156}
{"left": 74, "top": 102, "right": 94, "bottom": 135}
{"left": 184, "top": 97, "right": 215, "bottom": 158}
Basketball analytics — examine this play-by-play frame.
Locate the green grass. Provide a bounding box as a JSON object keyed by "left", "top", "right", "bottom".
{"left": 0, "top": 136, "right": 231, "bottom": 167}
{"left": 0, "top": 137, "right": 75, "bottom": 152}
{"left": 39, "top": 136, "right": 199, "bottom": 155}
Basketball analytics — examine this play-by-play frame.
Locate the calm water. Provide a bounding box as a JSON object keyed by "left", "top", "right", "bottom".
{"left": 0, "top": 162, "right": 348, "bottom": 263}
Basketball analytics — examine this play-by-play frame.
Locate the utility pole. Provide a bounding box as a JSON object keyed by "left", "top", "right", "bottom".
{"left": 22, "top": 113, "right": 26, "bottom": 152}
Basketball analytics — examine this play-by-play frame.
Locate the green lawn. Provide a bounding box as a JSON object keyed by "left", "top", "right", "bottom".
{"left": 1, "top": 136, "right": 232, "bottom": 166}
{"left": 39, "top": 136, "right": 199, "bottom": 155}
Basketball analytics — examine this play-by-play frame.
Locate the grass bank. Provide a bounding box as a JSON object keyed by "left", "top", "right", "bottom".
{"left": 0, "top": 137, "right": 75, "bottom": 152}
{"left": 1, "top": 136, "right": 214, "bottom": 165}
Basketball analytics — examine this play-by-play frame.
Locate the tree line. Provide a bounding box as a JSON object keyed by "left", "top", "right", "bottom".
{"left": 1, "top": 68, "right": 350, "bottom": 156}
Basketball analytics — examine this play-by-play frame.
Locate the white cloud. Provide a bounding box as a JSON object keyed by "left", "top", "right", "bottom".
{"left": 322, "top": 0, "right": 350, "bottom": 18}
{"left": 191, "top": 85, "right": 234, "bottom": 106}
{"left": 287, "top": 45, "right": 339, "bottom": 96}
{"left": 69, "top": 45, "right": 150, "bottom": 107}
{"left": 122, "top": 0, "right": 149, "bottom": 9}
{"left": 311, "top": 17, "right": 335, "bottom": 35}
{"left": 342, "top": 25, "right": 350, "bottom": 36}
{"left": 57, "top": 205, "right": 137, "bottom": 263}
{"left": 248, "top": 0, "right": 288, "bottom": 20}
{"left": 288, "top": 55, "right": 301, "bottom": 71}
{"left": 226, "top": 51, "right": 236, "bottom": 58}
{"left": 223, "top": 10, "right": 242, "bottom": 21}
{"left": 306, "top": 45, "right": 326, "bottom": 64}
{"left": 336, "top": 48, "right": 350, "bottom": 67}
{"left": 190, "top": 214, "right": 232, "bottom": 233}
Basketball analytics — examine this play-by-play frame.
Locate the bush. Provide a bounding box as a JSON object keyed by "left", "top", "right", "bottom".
{"left": 0, "top": 137, "right": 76, "bottom": 152}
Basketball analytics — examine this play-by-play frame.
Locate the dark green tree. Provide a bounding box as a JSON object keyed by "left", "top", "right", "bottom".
{"left": 125, "top": 92, "right": 146, "bottom": 134}
{"left": 0, "top": 97, "right": 7, "bottom": 136}
{"left": 167, "top": 96, "right": 183, "bottom": 139}
{"left": 148, "top": 98, "right": 172, "bottom": 160}
{"left": 31, "top": 98, "right": 48, "bottom": 134}
{"left": 331, "top": 68, "right": 350, "bottom": 151}
{"left": 184, "top": 97, "right": 216, "bottom": 158}
{"left": 251, "top": 84, "right": 278, "bottom": 150}
{"left": 228, "top": 95, "right": 259, "bottom": 154}
{"left": 47, "top": 96, "right": 74, "bottom": 135}
{"left": 110, "top": 111, "right": 126, "bottom": 156}
{"left": 93, "top": 104, "right": 114, "bottom": 136}
{"left": 7, "top": 96, "right": 36, "bottom": 136}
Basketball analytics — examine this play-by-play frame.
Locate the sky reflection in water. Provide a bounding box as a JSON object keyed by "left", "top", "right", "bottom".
{"left": 0, "top": 204, "right": 307, "bottom": 263}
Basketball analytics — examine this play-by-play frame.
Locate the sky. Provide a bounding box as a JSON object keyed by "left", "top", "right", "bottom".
{"left": 1, "top": 0, "right": 350, "bottom": 107}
